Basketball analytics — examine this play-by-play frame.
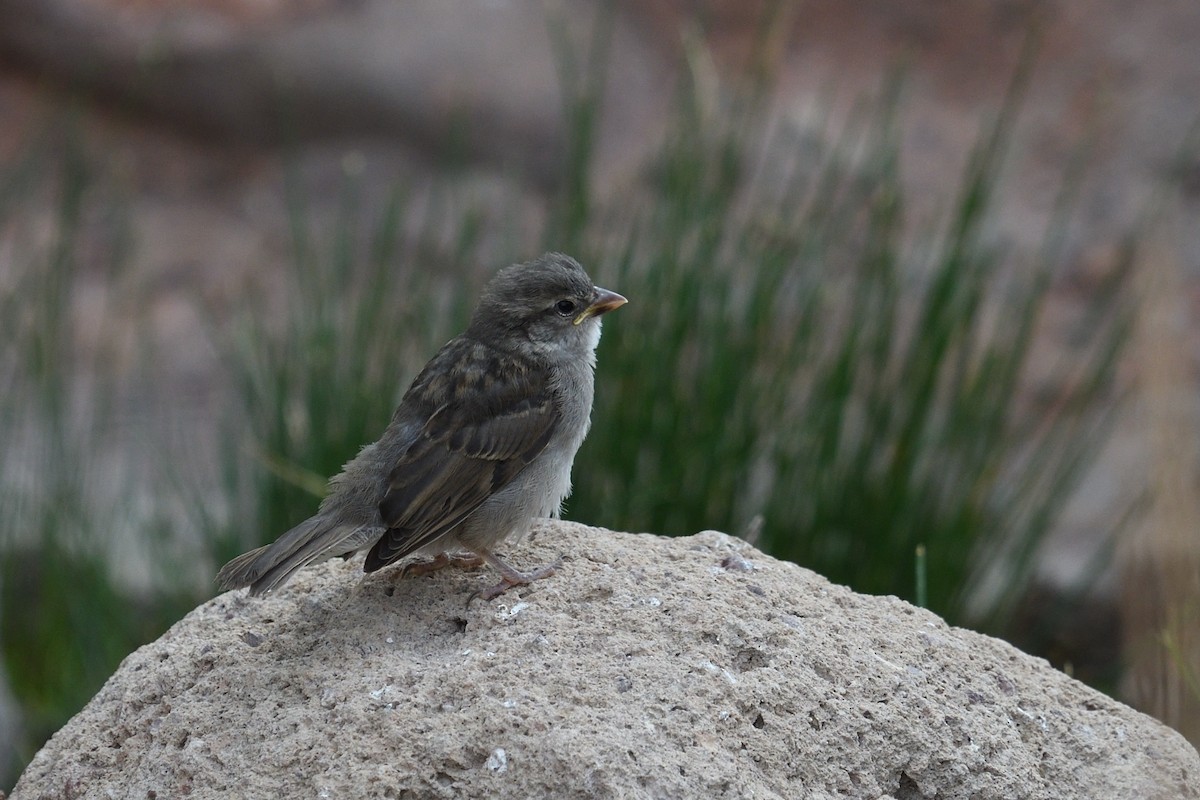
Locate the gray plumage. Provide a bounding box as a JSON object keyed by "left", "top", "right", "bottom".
{"left": 216, "top": 252, "right": 625, "bottom": 598}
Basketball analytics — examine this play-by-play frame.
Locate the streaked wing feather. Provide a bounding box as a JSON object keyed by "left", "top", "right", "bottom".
{"left": 364, "top": 356, "right": 558, "bottom": 571}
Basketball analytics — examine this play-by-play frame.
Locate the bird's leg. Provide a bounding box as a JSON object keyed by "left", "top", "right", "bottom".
{"left": 399, "top": 552, "right": 484, "bottom": 579}
{"left": 471, "top": 548, "right": 560, "bottom": 601}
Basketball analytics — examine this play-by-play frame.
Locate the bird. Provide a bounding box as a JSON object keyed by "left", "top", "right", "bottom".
{"left": 216, "top": 252, "right": 626, "bottom": 600}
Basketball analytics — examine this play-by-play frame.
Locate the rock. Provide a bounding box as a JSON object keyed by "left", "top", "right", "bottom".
{"left": 0, "top": 0, "right": 667, "bottom": 191}
{"left": 11, "top": 523, "right": 1199, "bottom": 799}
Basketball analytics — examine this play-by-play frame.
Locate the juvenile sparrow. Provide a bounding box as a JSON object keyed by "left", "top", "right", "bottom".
{"left": 216, "top": 253, "right": 626, "bottom": 600}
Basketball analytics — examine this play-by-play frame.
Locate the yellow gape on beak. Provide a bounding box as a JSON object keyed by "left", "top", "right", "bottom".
{"left": 573, "top": 287, "right": 627, "bottom": 325}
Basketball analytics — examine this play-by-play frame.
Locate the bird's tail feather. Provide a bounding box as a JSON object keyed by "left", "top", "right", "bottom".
{"left": 216, "top": 514, "right": 348, "bottom": 596}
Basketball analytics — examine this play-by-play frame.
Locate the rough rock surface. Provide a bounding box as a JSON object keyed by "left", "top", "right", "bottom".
{"left": 12, "top": 523, "right": 1199, "bottom": 799}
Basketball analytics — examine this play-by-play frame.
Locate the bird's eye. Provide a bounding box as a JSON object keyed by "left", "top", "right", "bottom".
{"left": 555, "top": 299, "right": 578, "bottom": 316}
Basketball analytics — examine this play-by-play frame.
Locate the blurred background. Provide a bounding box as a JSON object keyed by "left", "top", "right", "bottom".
{"left": 0, "top": 0, "right": 1198, "bottom": 786}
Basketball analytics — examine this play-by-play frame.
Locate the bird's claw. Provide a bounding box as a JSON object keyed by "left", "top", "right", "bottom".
{"left": 469, "top": 559, "right": 561, "bottom": 603}
{"left": 398, "top": 553, "right": 484, "bottom": 580}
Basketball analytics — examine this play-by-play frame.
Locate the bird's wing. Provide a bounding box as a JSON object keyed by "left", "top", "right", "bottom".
{"left": 363, "top": 342, "right": 559, "bottom": 571}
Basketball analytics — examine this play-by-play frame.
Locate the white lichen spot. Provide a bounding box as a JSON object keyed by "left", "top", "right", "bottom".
{"left": 701, "top": 660, "right": 738, "bottom": 685}
{"left": 370, "top": 684, "right": 400, "bottom": 708}
{"left": 485, "top": 747, "right": 508, "bottom": 774}
{"left": 496, "top": 601, "right": 529, "bottom": 621}
{"left": 872, "top": 652, "right": 903, "bottom": 672}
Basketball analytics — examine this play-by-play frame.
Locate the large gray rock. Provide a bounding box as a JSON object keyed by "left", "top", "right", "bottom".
{"left": 11, "top": 523, "right": 1199, "bottom": 799}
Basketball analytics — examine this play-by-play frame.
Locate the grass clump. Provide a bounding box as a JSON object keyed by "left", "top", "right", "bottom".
{"left": 0, "top": 125, "right": 194, "bottom": 776}
{"left": 557, "top": 60, "right": 1129, "bottom": 630}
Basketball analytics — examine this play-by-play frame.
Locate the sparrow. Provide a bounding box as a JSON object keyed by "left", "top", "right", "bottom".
{"left": 216, "top": 252, "right": 626, "bottom": 600}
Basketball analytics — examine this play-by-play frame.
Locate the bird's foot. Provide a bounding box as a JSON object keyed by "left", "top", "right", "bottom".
{"left": 470, "top": 549, "right": 561, "bottom": 601}
{"left": 399, "top": 552, "right": 484, "bottom": 580}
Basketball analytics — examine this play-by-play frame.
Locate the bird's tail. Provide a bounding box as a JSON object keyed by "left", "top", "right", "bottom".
{"left": 216, "top": 514, "right": 348, "bottom": 596}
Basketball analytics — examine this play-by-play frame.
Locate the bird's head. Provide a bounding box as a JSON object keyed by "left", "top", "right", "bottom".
{"left": 469, "top": 253, "right": 626, "bottom": 362}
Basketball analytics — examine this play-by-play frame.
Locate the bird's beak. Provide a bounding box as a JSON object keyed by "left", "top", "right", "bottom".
{"left": 574, "top": 287, "right": 628, "bottom": 325}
